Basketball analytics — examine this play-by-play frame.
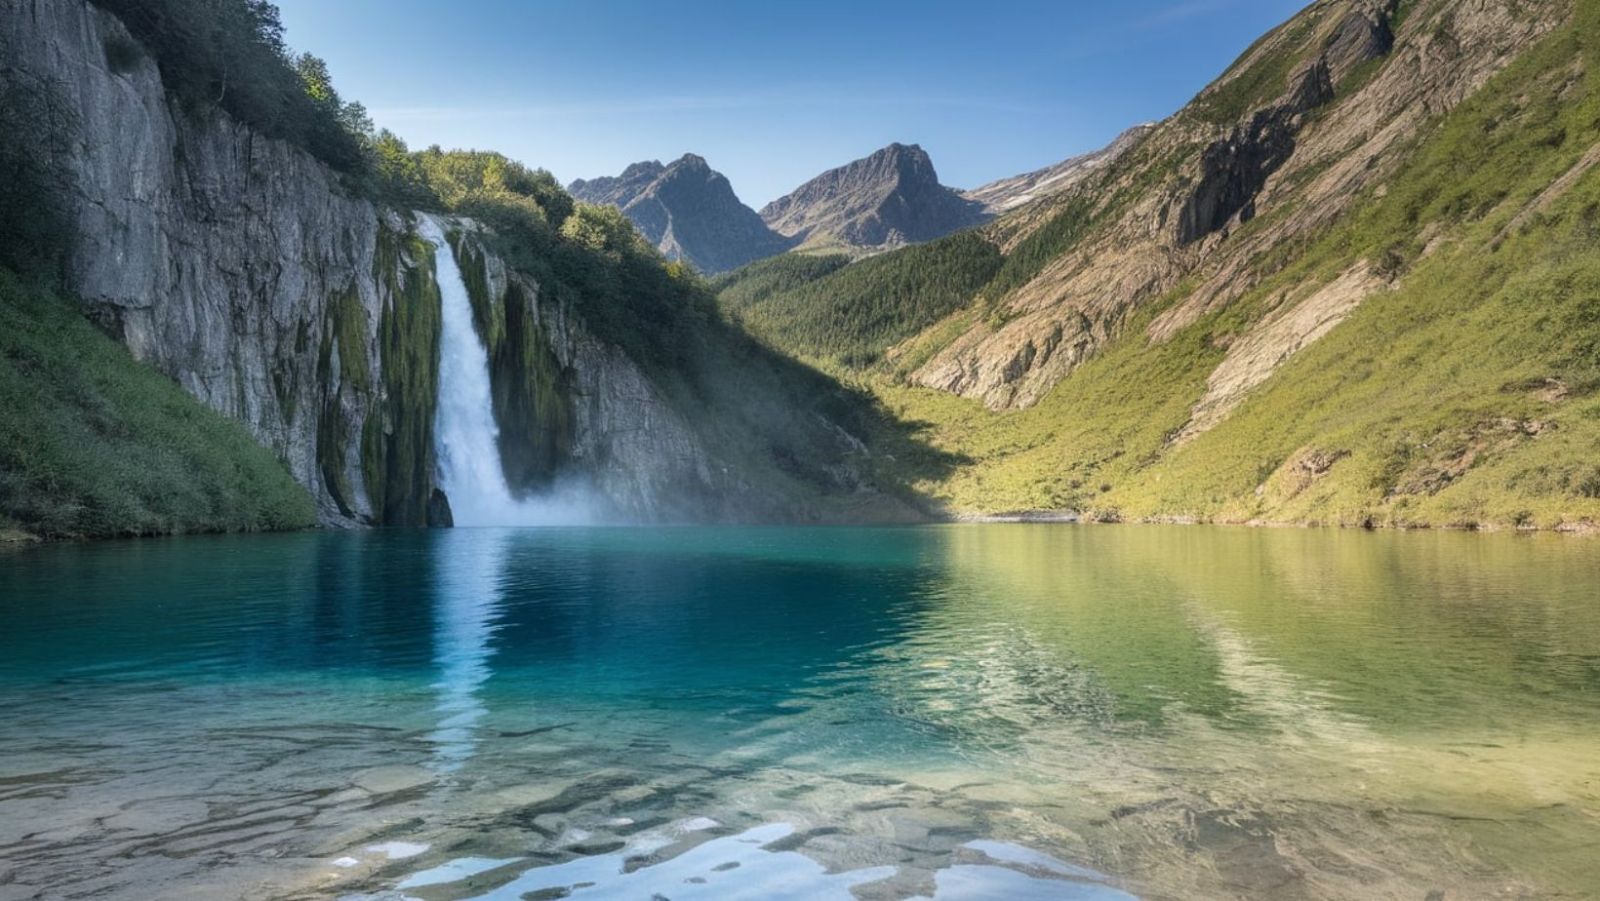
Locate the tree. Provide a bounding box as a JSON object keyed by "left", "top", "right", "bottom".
{"left": 560, "top": 204, "right": 642, "bottom": 259}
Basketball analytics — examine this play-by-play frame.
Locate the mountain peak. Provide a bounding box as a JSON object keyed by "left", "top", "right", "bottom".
{"left": 568, "top": 155, "right": 794, "bottom": 274}
{"left": 758, "top": 144, "right": 988, "bottom": 250}
{"left": 880, "top": 141, "right": 926, "bottom": 158}
{"left": 620, "top": 160, "right": 666, "bottom": 179}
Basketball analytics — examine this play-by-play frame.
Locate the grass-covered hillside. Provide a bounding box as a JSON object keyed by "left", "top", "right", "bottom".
{"left": 718, "top": 0, "right": 1600, "bottom": 531}
{"left": 0, "top": 271, "right": 316, "bottom": 539}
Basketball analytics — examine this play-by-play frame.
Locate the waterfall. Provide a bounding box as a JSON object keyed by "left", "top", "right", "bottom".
{"left": 419, "top": 215, "right": 594, "bottom": 527}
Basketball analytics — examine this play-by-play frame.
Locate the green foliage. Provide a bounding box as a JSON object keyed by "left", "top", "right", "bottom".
{"left": 293, "top": 52, "right": 372, "bottom": 145}
{"left": 0, "top": 270, "right": 315, "bottom": 537}
{"left": 89, "top": 0, "right": 369, "bottom": 173}
{"left": 365, "top": 130, "right": 434, "bottom": 209}
{"left": 560, "top": 203, "right": 647, "bottom": 258}
{"left": 716, "top": 233, "right": 1002, "bottom": 369}
{"left": 978, "top": 198, "right": 1098, "bottom": 309}
{"left": 712, "top": 252, "right": 852, "bottom": 313}
{"left": 409, "top": 147, "right": 574, "bottom": 225}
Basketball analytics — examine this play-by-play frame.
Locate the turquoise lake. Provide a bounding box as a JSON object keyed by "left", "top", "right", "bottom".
{"left": 1, "top": 525, "right": 1597, "bottom": 899}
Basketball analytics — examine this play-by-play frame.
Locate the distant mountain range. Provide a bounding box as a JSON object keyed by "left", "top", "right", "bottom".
{"left": 570, "top": 138, "right": 1145, "bottom": 273}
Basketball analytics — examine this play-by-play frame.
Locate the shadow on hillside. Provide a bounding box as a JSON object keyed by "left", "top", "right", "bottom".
{"left": 716, "top": 335, "right": 971, "bottom": 519}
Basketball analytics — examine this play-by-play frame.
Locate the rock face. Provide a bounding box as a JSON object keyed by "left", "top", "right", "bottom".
{"left": 1174, "top": 263, "right": 1389, "bottom": 443}
{"left": 568, "top": 155, "right": 793, "bottom": 275}
{"left": 1175, "top": 61, "right": 1334, "bottom": 245}
{"left": 914, "top": 0, "right": 1566, "bottom": 409}
{"left": 1, "top": 0, "right": 409, "bottom": 526}
{"left": 1322, "top": 0, "right": 1399, "bottom": 82}
{"left": 0, "top": 0, "right": 894, "bottom": 526}
{"left": 962, "top": 125, "right": 1155, "bottom": 215}
{"left": 759, "top": 143, "right": 991, "bottom": 250}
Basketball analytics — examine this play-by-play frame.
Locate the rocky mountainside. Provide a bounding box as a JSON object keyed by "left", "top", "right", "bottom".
{"left": 569, "top": 155, "right": 794, "bottom": 275}
{"left": 718, "top": 0, "right": 1600, "bottom": 530}
{"left": 759, "top": 143, "right": 991, "bottom": 251}
{"left": 0, "top": 0, "right": 920, "bottom": 534}
{"left": 961, "top": 124, "right": 1155, "bottom": 215}
{"left": 912, "top": 0, "right": 1561, "bottom": 409}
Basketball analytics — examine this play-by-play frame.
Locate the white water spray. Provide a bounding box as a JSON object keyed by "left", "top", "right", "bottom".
{"left": 420, "top": 215, "right": 595, "bottom": 526}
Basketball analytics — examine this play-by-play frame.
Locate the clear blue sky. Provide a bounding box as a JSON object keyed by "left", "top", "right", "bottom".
{"left": 273, "top": 0, "right": 1308, "bottom": 207}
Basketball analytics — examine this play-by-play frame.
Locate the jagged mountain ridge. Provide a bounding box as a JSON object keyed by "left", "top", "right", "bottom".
{"left": 569, "top": 155, "right": 793, "bottom": 275}
{"left": 567, "top": 160, "right": 667, "bottom": 207}
{"left": 577, "top": 135, "right": 1148, "bottom": 270}
{"left": 961, "top": 124, "right": 1156, "bottom": 215}
{"left": 758, "top": 143, "right": 991, "bottom": 251}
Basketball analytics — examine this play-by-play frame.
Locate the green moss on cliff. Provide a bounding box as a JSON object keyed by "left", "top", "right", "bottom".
{"left": 313, "top": 286, "right": 371, "bottom": 517}
{"left": 0, "top": 270, "right": 315, "bottom": 538}
{"left": 448, "top": 230, "right": 503, "bottom": 349}
{"left": 494, "top": 280, "right": 574, "bottom": 492}
{"left": 360, "top": 225, "right": 442, "bottom": 525}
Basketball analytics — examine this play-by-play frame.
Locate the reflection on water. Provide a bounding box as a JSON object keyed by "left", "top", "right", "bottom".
{"left": 428, "top": 530, "right": 508, "bottom": 772}
{"left": 0, "top": 525, "right": 1596, "bottom": 899}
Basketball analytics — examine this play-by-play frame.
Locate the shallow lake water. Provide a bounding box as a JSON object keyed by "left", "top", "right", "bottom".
{"left": 1, "top": 525, "right": 1597, "bottom": 899}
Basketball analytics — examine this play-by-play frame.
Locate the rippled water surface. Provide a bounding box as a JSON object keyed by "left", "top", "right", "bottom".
{"left": 1, "top": 525, "right": 1597, "bottom": 899}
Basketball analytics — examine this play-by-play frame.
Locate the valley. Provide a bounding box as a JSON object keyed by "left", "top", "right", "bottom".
{"left": 2, "top": 0, "right": 1598, "bottom": 536}
{"left": 3, "top": 3, "right": 1599, "bottom": 899}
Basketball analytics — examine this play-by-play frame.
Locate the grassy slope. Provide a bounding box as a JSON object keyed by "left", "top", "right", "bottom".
{"left": 723, "top": 3, "right": 1600, "bottom": 530}
{"left": 0, "top": 271, "right": 316, "bottom": 539}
